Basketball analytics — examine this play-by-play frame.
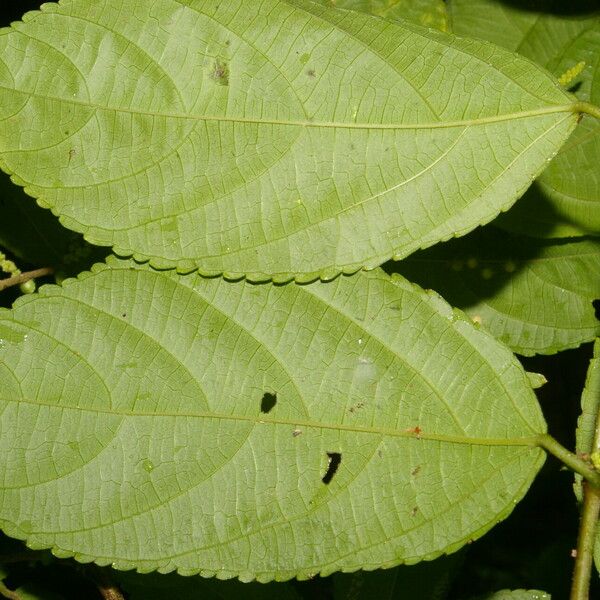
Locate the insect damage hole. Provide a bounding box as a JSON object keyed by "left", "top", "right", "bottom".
{"left": 260, "top": 392, "right": 277, "bottom": 414}
{"left": 322, "top": 452, "right": 342, "bottom": 485}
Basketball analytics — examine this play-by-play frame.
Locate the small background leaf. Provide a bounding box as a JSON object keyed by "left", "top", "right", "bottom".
{"left": 473, "top": 591, "right": 550, "bottom": 600}
{"left": 0, "top": 0, "right": 577, "bottom": 279}
{"left": 0, "top": 260, "right": 545, "bottom": 579}
{"left": 449, "top": 0, "right": 600, "bottom": 238}
{"left": 388, "top": 227, "right": 600, "bottom": 355}
{"left": 575, "top": 339, "right": 600, "bottom": 499}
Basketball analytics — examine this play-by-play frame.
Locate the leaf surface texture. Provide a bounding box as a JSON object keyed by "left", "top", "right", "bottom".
{"left": 450, "top": 0, "right": 600, "bottom": 238}
{"left": 320, "top": 0, "right": 449, "bottom": 31}
{"left": 0, "top": 0, "right": 578, "bottom": 279}
{"left": 0, "top": 260, "right": 545, "bottom": 579}
{"left": 390, "top": 228, "right": 600, "bottom": 355}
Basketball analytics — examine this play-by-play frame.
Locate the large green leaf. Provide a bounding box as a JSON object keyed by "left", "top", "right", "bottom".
{"left": 324, "top": 0, "right": 449, "bottom": 31}
{"left": 0, "top": 259, "right": 546, "bottom": 580}
{"left": 388, "top": 228, "right": 600, "bottom": 355}
{"left": 0, "top": 0, "right": 580, "bottom": 280}
{"left": 450, "top": 0, "right": 600, "bottom": 238}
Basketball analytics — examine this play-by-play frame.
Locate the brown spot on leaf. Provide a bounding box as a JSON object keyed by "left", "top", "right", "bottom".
{"left": 211, "top": 59, "right": 230, "bottom": 85}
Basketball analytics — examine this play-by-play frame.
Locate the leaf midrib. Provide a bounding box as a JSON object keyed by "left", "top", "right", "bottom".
{"left": 0, "top": 394, "right": 539, "bottom": 447}
{"left": 0, "top": 83, "right": 580, "bottom": 130}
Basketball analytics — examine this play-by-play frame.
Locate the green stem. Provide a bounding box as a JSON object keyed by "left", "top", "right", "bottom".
{"left": 0, "top": 267, "right": 53, "bottom": 292}
{"left": 536, "top": 434, "right": 600, "bottom": 489}
{"left": 574, "top": 101, "right": 600, "bottom": 121}
{"left": 571, "top": 483, "right": 600, "bottom": 600}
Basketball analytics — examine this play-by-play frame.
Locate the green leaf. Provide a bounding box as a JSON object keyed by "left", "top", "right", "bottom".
{"left": 0, "top": 0, "right": 579, "bottom": 280}
{"left": 333, "top": 552, "right": 463, "bottom": 599}
{"left": 114, "top": 570, "right": 302, "bottom": 600}
{"left": 388, "top": 228, "right": 600, "bottom": 356}
{"left": 449, "top": 0, "right": 600, "bottom": 238}
{"left": 0, "top": 259, "right": 546, "bottom": 580}
{"left": 320, "top": 0, "right": 449, "bottom": 32}
{"left": 0, "top": 171, "right": 106, "bottom": 276}
{"left": 474, "top": 591, "right": 550, "bottom": 600}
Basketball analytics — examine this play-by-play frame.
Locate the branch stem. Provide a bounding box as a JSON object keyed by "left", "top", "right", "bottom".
{"left": 536, "top": 434, "right": 600, "bottom": 488}
{"left": 571, "top": 483, "right": 600, "bottom": 600}
{"left": 0, "top": 268, "right": 53, "bottom": 292}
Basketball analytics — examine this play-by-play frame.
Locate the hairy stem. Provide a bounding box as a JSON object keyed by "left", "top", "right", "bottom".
{"left": 536, "top": 434, "right": 600, "bottom": 489}
{"left": 571, "top": 483, "right": 600, "bottom": 600}
{"left": 0, "top": 268, "right": 53, "bottom": 292}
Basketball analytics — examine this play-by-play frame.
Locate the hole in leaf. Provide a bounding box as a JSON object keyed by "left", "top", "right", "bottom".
{"left": 260, "top": 392, "right": 277, "bottom": 414}
{"left": 593, "top": 299, "right": 600, "bottom": 321}
{"left": 322, "top": 452, "right": 342, "bottom": 485}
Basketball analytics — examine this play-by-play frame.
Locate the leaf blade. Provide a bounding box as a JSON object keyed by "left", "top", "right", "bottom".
{"left": 0, "top": 0, "right": 578, "bottom": 279}
{"left": 389, "top": 228, "right": 600, "bottom": 356}
{"left": 0, "top": 260, "right": 546, "bottom": 579}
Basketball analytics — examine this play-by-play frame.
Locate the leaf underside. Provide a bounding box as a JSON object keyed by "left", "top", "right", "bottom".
{"left": 0, "top": 0, "right": 577, "bottom": 280}
{"left": 450, "top": 0, "right": 600, "bottom": 238}
{"left": 0, "top": 260, "right": 545, "bottom": 580}
{"left": 389, "top": 228, "right": 600, "bottom": 356}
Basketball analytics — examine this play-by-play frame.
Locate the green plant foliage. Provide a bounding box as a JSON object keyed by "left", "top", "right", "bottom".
{"left": 0, "top": 259, "right": 546, "bottom": 580}
{"left": 475, "top": 591, "right": 550, "bottom": 600}
{"left": 322, "top": 0, "right": 449, "bottom": 31}
{"left": 0, "top": 0, "right": 580, "bottom": 280}
{"left": 388, "top": 228, "right": 600, "bottom": 356}
{"left": 449, "top": 0, "right": 600, "bottom": 238}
